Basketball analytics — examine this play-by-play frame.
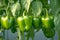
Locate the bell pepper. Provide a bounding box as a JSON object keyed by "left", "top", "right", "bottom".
{"left": 41, "top": 16, "right": 55, "bottom": 29}
{"left": 17, "top": 16, "right": 25, "bottom": 32}
{"left": 33, "top": 17, "right": 42, "bottom": 32}
{"left": 24, "top": 16, "right": 32, "bottom": 31}
{"left": 33, "top": 17, "right": 40, "bottom": 29}
{"left": 42, "top": 28, "right": 55, "bottom": 38}
{"left": 1, "top": 16, "right": 14, "bottom": 29}
{"left": 41, "top": 8, "right": 55, "bottom": 38}
{"left": 41, "top": 9, "right": 55, "bottom": 29}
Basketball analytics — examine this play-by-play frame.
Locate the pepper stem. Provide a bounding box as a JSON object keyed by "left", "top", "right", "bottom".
{"left": 7, "top": 30, "right": 9, "bottom": 40}
{"left": 44, "top": 8, "right": 49, "bottom": 17}
{"left": 23, "top": 10, "right": 27, "bottom": 17}
{"left": 3, "top": 29, "right": 5, "bottom": 40}
{"left": 6, "top": 3, "right": 10, "bottom": 16}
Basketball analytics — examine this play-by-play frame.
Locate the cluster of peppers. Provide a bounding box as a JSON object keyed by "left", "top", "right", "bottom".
{"left": 0, "top": 8, "right": 55, "bottom": 40}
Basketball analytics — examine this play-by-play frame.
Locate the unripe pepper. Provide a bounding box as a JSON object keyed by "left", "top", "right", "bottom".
{"left": 33, "top": 17, "right": 40, "bottom": 29}
{"left": 41, "top": 8, "right": 55, "bottom": 38}
{"left": 41, "top": 9, "right": 55, "bottom": 29}
{"left": 1, "top": 16, "right": 14, "bottom": 29}
{"left": 24, "top": 16, "right": 32, "bottom": 31}
{"left": 17, "top": 16, "right": 25, "bottom": 32}
{"left": 41, "top": 16, "right": 55, "bottom": 29}
{"left": 33, "top": 17, "right": 42, "bottom": 32}
{"left": 42, "top": 28, "right": 55, "bottom": 38}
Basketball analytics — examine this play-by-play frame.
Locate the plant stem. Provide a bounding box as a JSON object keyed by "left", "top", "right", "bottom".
{"left": 21, "top": 32, "right": 24, "bottom": 40}
{"left": 26, "top": 32, "right": 29, "bottom": 40}
{"left": 7, "top": 30, "right": 8, "bottom": 40}
{"left": 51, "top": 37, "right": 54, "bottom": 40}
{"left": 58, "top": 32, "right": 60, "bottom": 40}
{"left": 17, "top": 28, "right": 21, "bottom": 40}
{"left": 3, "top": 29, "right": 5, "bottom": 40}
{"left": 45, "top": 8, "right": 49, "bottom": 17}
{"left": 27, "top": 36, "right": 29, "bottom": 40}
{"left": 32, "top": 37, "right": 34, "bottom": 40}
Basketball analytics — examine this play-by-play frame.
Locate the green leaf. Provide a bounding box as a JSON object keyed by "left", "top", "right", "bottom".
{"left": 50, "top": 0, "right": 60, "bottom": 14}
{"left": 11, "top": 1, "right": 21, "bottom": 17}
{"left": 0, "top": 0, "right": 7, "bottom": 10}
{"left": 50, "top": 0, "right": 60, "bottom": 40}
{"left": 9, "top": 0, "right": 17, "bottom": 3}
{"left": 28, "top": 28, "right": 35, "bottom": 40}
{"left": 40, "top": 0, "right": 48, "bottom": 8}
{"left": 20, "top": 0, "right": 32, "bottom": 12}
{"left": 54, "top": 9, "right": 60, "bottom": 40}
{"left": 30, "top": 1, "right": 43, "bottom": 17}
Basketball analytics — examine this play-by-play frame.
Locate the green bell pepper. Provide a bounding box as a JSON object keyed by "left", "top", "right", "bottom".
{"left": 1, "top": 16, "right": 14, "bottom": 29}
{"left": 17, "top": 16, "right": 25, "bottom": 32}
{"left": 33, "top": 17, "right": 40, "bottom": 29}
{"left": 41, "top": 16, "right": 55, "bottom": 29}
{"left": 24, "top": 16, "right": 32, "bottom": 31}
{"left": 42, "top": 28, "right": 55, "bottom": 38}
{"left": 41, "top": 8, "right": 55, "bottom": 29}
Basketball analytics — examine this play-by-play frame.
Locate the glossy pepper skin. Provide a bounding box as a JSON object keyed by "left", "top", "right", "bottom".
{"left": 41, "top": 15, "right": 55, "bottom": 29}
{"left": 33, "top": 17, "right": 40, "bottom": 29}
{"left": 24, "top": 16, "right": 32, "bottom": 31}
{"left": 1, "top": 16, "right": 14, "bottom": 29}
{"left": 17, "top": 17, "right": 25, "bottom": 32}
{"left": 41, "top": 8, "right": 55, "bottom": 29}
{"left": 42, "top": 28, "right": 55, "bottom": 38}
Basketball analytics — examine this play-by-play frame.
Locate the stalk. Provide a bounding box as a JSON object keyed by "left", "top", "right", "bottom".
{"left": 51, "top": 37, "right": 54, "bottom": 40}
{"left": 17, "top": 28, "right": 21, "bottom": 40}
{"left": 45, "top": 8, "right": 49, "bottom": 17}
{"left": 3, "top": 30, "right": 5, "bottom": 40}
{"left": 21, "top": 32, "right": 24, "bottom": 40}
{"left": 30, "top": 28, "right": 34, "bottom": 40}
{"left": 26, "top": 32, "right": 29, "bottom": 40}
{"left": 58, "top": 32, "right": 60, "bottom": 40}
{"left": 7, "top": 30, "right": 9, "bottom": 40}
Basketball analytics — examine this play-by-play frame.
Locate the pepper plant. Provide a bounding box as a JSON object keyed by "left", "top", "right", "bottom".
{"left": 0, "top": 0, "right": 60, "bottom": 40}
